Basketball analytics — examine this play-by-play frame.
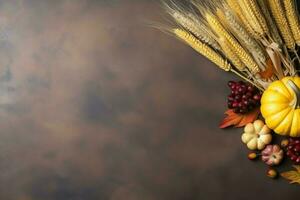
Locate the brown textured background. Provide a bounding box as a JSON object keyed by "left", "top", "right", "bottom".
{"left": 0, "top": 0, "right": 299, "bottom": 199}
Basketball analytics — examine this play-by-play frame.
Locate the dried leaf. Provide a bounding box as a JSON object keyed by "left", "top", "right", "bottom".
{"left": 219, "top": 108, "right": 260, "bottom": 128}
{"left": 266, "top": 46, "right": 284, "bottom": 78}
{"left": 259, "top": 59, "right": 274, "bottom": 79}
{"left": 281, "top": 166, "right": 300, "bottom": 184}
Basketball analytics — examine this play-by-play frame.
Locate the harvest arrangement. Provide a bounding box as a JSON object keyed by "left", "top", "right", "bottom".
{"left": 161, "top": 0, "right": 300, "bottom": 183}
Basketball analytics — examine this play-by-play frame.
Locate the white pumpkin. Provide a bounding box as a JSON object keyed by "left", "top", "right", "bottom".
{"left": 241, "top": 120, "right": 272, "bottom": 150}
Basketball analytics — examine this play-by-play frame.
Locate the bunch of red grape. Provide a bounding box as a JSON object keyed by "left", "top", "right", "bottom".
{"left": 227, "top": 81, "right": 261, "bottom": 114}
{"left": 286, "top": 138, "right": 300, "bottom": 164}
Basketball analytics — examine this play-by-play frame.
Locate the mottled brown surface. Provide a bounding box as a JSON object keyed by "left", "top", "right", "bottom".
{"left": 0, "top": 0, "right": 299, "bottom": 199}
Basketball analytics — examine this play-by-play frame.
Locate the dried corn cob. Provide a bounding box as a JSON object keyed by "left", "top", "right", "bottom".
{"left": 206, "top": 13, "right": 260, "bottom": 73}
{"left": 283, "top": 0, "right": 300, "bottom": 45}
{"left": 268, "top": 0, "right": 295, "bottom": 49}
{"left": 173, "top": 28, "right": 231, "bottom": 71}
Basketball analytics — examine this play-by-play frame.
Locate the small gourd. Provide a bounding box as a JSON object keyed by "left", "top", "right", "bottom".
{"left": 261, "top": 145, "right": 283, "bottom": 166}
{"left": 241, "top": 120, "right": 272, "bottom": 150}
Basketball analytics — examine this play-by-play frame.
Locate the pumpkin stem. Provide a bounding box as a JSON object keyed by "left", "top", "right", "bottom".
{"left": 287, "top": 80, "right": 300, "bottom": 109}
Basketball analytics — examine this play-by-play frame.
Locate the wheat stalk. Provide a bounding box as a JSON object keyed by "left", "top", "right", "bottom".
{"left": 247, "top": 0, "right": 269, "bottom": 35}
{"left": 238, "top": 0, "right": 264, "bottom": 38}
{"left": 226, "top": 0, "right": 258, "bottom": 38}
{"left": 205, "top": 13, "right": 260, "bottom": 73}
{"left": 216, "top": 8, "right": 227, "bottom": 26}
{"left": 224, "top": 9, "right": 266, "bottom": 65}
{"left": 173, "top": 28, "right": 264, "bottom": 90}
{"left": 283, "top": 0, "right": 300, "bottom": 46}
{"left": 219, "top": 37, "right": 245, "bottom": 71}
{"left": 257, "top": 0, "right": 283, "bottom": 45}
{"left": 237, "top": 0, "right": 268, "bottom": 38}
{"left": 268, "top": 0, "right": 295, "bottom": 49}
{"left": 173, "top": 28, "right": 231, "bottom": 71}
{"left": 168, "top": 9, "right": 221, "bottom": 51}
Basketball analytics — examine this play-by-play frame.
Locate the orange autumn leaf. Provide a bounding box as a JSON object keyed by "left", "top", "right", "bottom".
{"left": 259, "top": 58, "right": 274, "bottom": 79}
{"left": 219, "top": 108, "right": 260, "bottom": 128}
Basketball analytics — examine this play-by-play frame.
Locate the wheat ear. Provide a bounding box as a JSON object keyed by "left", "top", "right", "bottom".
{"left": 257, "top": 0, "right": 283, "bottom": 45}
{"left": 283, "top": 0, "right": 300, "bottom": 46}
{"left": 219, "top": 37, "right": 245, "bottom": 71}
{"left": 169, "top": 10, "right": 221, "bottom": 51}
{"left": 216, "top": 8, "right": 227, "bottom": 26}
{"left": 205, "top": 13, "right": 259, "bottom": 73}
{"left": 247, "top": 0, "right": 269, "bottom": 34}
{"left": 224, "top": 9, "right": 266, "bottom": 65}
{"left": 268, "top": 0, "right": 295, "bottom": 49}
{"left": 238, "top": 0, "right": 267, "bottom": 38}
{"left": 187, "top": 13, "right": 222, "bottom": 50}
{"left": 226, "top": 0, "right": 258, "bottom": 38}
{"left": 173, "top": 28, "right": 231, "bottom": 71}
{"left": 173, "top": 28, "right": 263, "bottom": 90}
{"left": 165, "top": 4, "right": 221, "bottom": 50}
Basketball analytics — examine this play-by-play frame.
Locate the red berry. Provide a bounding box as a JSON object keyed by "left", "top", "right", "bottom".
{"left": 228, "top": 81, "right": 235, "bottom": 87}
{"left": 291, "top": 155, "right": 298, "bottom": 161}
{"left": 235, "top": 95, "right": 242, "bottom": 101}
{"left": 287, "top": 150, "right": 293, "bottom": 156}
{"left": 294, "top": 145, "right": 300, "bottom": 152}
{"left": 247, "top": 86, "right": 254, "bottom": 92}
{"left": 287, "top": 138, "right": 300, "bottom": 164}
{"left": 238, "top": 87, "right": 246, "bottom": 93}
{"left": 253, "top": 95, "right": 261, "bottom": 101}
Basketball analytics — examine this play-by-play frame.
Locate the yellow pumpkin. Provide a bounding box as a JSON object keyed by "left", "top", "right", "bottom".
{"left": 261, "top": 77, "right": 300, "bottom": 137}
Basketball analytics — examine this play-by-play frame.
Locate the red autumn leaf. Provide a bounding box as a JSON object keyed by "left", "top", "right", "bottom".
{"left": 219, "top": 108, "right": 260, "bottom": 128}
{"left": 236, "top": 108, "right": 260, "bottom": 127}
